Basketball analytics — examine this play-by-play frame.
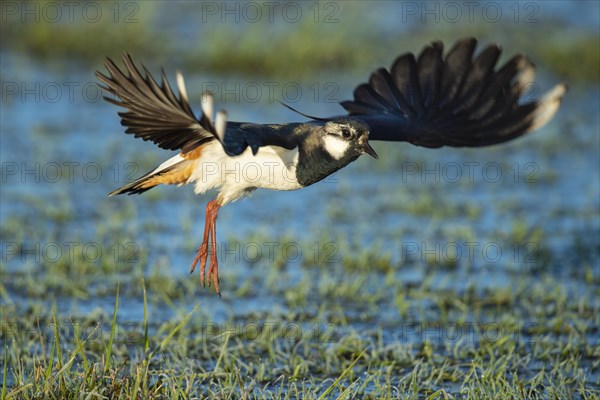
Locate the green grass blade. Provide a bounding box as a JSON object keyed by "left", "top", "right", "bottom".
{"left": 51, "top": 309, "right": 63, "bottom": 370}
{"left": 148, "top": 305, "right": 197, "bottom": 361}
{"left": 72, "top": 320, "right": 89, "bottom": 372}
{"left": 104, "top": 284, "right": 119, "bottom": 374}
{"left": 142, "top": 272, "right": 149, "bottom": 355}
{"left": 137, "top": 272, "right": 149, "bottom": 400}
{"left": 214, "top": 330, "right": 231, "bottom": 373}
{"left": 47, "top": 324, "right": 102, "bottom": 388}
{"left": 427, "top": 389, "right": 450, "bottom": 400}
{"left": 317, "top": 348, "right": 366, "bottom": 400}
{"left": 44, "top": 339, "right": 56, "bottom": 393}
{"left": 2, "top": 345, "right": 8, "bottom": 400}
{"left": 131, "top": 363, "right": 141, "bottom": 400}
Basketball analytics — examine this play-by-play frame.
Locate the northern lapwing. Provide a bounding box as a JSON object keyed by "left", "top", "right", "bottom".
{"left": 97, "top": 38, "right": 566, "bottom": 295}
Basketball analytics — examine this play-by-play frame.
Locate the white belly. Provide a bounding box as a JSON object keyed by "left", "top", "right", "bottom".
{"left": 189, "top": 142, "right": 302, "bottom": 204}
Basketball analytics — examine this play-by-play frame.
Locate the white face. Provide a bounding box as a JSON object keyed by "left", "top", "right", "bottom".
{"left": 322, "top": 122, "right": 356, "bottom": 160}
{"left": 322, "top": 134, "right": 351, "bottom": 160}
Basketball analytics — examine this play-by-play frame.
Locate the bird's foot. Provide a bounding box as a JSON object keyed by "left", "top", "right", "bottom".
{"left": 190, "top": 240, "right": 219, "bottom": 295}
{"left": 190, "top": 241, "right": 209, "bottom": 286}
{"left": 207, "top": 253, "right": 221, "bottom": 297}
{"left": 190, "top": 199, "right": 221, "bottom": 296}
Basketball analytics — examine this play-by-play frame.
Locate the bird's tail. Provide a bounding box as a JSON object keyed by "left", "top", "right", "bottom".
{"left": 108, "top": 154, "right": 193, "bottom": 196}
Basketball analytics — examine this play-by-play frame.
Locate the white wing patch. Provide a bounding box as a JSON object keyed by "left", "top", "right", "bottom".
{"left": 151, "top": 154, "right": 185, "bottom": 174}
{"left": 529, "top": 84, "right": 567, "bottom": 132}
{"left": 323, "top": 135, "right": 350, "bottom": 160}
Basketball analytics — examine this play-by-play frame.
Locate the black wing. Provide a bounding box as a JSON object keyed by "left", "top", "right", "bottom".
{"left": 220, "top": 122, "right": 308, "bottom": 156}
{"left": 96, "top": 53, "right": 218, "bottom": 152}
{"left": 341, "top": 38, "right": 567, "bottom": 147}
{"left": 98, "top": 53, "right": 308, "bottom": 157}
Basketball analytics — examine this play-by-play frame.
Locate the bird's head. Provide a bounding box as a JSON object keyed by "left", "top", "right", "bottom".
{"left": 320, "top": 119, "right": 378, "bottom": 161}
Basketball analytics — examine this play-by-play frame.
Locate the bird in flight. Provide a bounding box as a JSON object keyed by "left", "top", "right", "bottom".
{"left": 97, "top": 38, "right": 566, "bottom": 295}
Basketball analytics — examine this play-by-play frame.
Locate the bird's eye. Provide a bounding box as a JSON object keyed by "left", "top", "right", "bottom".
{"left": 341, "top": 128, "right": 351, "bottom": 139}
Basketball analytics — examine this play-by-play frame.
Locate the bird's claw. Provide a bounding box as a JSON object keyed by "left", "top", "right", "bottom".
{"left": 190, "top": 199, "right": 222, "bottom": 296}
{"left": 190, "top": 240, "right": 220, "bottom": 295}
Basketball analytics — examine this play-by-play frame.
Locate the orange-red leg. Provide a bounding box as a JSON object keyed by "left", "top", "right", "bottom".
{"left": 189, "top": 200, "right": 221, "bottom": 295}
{"left": 190, "top": 213, "right": 210, "bottom": 283}
{"left": 208, "top": 210, "right": 220, "bottom": 294}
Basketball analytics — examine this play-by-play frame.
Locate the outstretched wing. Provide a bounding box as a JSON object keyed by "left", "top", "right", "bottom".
{"left": 341, "top": 38, "right": 567, "bottom": 147}
{"left": 96, "top": 53, "right": 218, "bottom": 152}
{"left": 98, "top": 53, "right": 307, "bottom": 157}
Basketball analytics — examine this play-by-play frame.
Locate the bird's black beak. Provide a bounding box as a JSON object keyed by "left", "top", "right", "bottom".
{"left": 362, "top": 141, "right": 378, "bottom": 159}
